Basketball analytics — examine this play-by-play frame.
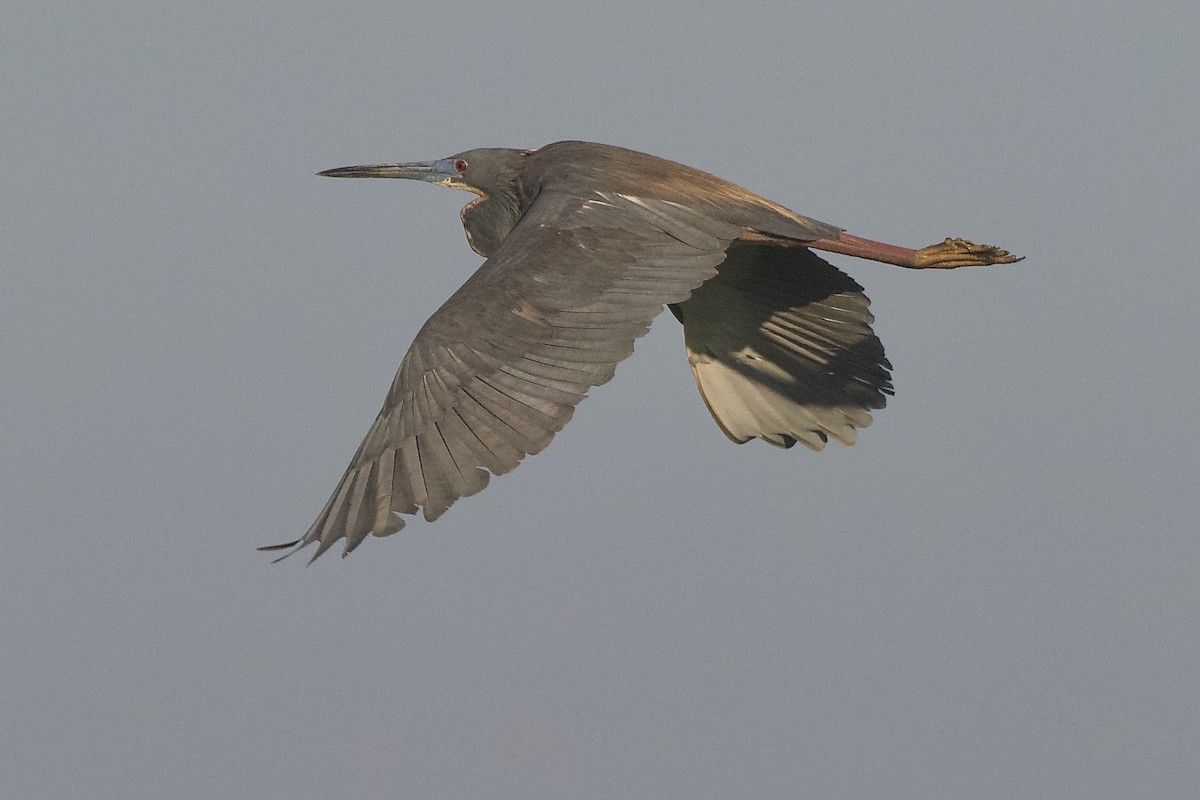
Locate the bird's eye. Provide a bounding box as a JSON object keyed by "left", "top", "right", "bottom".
{"left": 453, "top": 159, "right": 468, "bottom": 173}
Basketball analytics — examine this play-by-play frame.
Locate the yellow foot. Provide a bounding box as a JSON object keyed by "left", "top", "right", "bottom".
{"left": 914, "top": 238, "right": 1024, "bottom": 269}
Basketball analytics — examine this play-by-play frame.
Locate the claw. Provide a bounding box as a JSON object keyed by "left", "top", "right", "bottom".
{"left": 914, "top": 238, "right": 1024, "bottom": 269}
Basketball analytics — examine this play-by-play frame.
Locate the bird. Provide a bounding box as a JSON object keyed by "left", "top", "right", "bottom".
{"left": 263, "top": 140, "right": 1021, "bottom": 563}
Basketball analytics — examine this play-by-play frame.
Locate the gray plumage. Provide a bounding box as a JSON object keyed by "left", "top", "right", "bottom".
{"left": 264, "top": 141, "right": 1020, "bottom": 562}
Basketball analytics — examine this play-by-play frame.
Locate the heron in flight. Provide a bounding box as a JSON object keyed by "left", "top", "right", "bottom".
{"left": 264, "top": 141, "right": 1020, "bottom": 562}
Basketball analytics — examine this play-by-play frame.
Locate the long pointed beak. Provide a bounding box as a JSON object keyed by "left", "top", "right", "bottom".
{"left": 317, "top": 160, "right": 448, "bottom": 181}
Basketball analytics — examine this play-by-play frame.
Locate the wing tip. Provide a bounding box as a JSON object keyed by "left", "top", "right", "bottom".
{"left": 257, "top": 537, "right": 315, "bottom": 565}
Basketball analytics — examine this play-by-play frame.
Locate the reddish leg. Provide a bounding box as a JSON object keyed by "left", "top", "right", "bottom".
{"left": 741, "top": 231, "right": 1023, "bottom": 269}
{"left": 808, "top": 233, "right": 1022, "bottom": 269}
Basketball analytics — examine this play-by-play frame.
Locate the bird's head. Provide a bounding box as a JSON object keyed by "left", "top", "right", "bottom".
{"left": 318, "top": 148, "right": 528, "bottom": 199}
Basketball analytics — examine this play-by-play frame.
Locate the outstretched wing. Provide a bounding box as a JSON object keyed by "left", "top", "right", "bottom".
{"left": 671, "top": 243, "right": 893, "bottom": 450}
{"left": 275, "top": 190, "right": 744, "bottom": 562}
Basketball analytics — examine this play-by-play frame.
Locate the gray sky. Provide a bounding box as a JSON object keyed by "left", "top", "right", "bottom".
{"left": 4, "top": 2, "right": 1198, "bottom": 798}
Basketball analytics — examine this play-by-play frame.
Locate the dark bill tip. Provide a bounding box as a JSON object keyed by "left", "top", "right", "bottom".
{"left": 317, "top": 161, "right": 443, "bottom": 180}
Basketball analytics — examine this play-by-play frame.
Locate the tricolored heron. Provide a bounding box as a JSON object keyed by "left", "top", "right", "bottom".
{"left": 264, "top": 141, "right": 1020, "bottom": 562}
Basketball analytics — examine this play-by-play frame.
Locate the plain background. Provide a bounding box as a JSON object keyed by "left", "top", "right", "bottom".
{"left": 4, "top": 2, "right": 1198, "bottom": 798}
